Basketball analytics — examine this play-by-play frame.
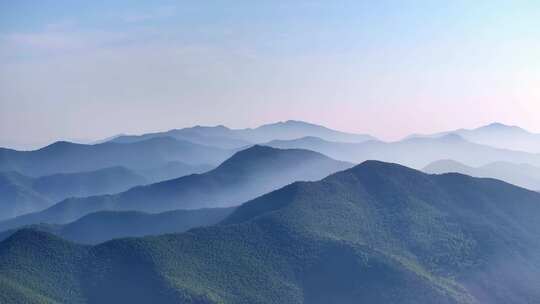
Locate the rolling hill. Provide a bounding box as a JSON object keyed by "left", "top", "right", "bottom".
{"left": 0, "top": 137, "right": 232, "bottom": 177}
{"left": 1, "top": 161, "right": 539, "bottom": 303}
{"left": 407, "top": 122, "right": 540, "bottom": 153}
{"left": 0, "top": 146, "right": 352, "bottom": 230}
{"left": 266, "top": 134, "right": 540, "bottom": 169}
{"left": 0, "top": 167, "right": 148, "bottom": 220}
{"left": 0, "top": 207, "right": 234, "bottom": 245}
{"left": 423, "top": 159, "right": 540, "bottom": 191}
{"left": 110, "top": 120, "right": 375, "bottom": 148}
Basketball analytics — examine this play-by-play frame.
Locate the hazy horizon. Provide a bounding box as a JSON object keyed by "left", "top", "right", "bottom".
{"left": 1, "top": 1, "right": 539, "bottom": 149}
{"left": 1, "top": 119, "right": 538, "bottom": 151}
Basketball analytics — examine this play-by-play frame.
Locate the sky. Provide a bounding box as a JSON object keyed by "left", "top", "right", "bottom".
{"left": 1, "top": 0, "right": 539, "bottom": 149}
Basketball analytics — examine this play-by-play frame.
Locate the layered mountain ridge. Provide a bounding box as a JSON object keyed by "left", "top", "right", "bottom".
{"left": 0, "top": 207, "right": 234, "bottom": 245}
{"left": 109, "top": 120, "right": 375, "bottom": 148}
{"left": 424, "top": 159, "right": 540, "bottom": 191}
{"left": 1, "top": 161, "right": 539, "bottom": 303}
{"left": 266, "top": 134, "right": 540, "bottom": 168}
{"left": 0, "top": 146, "right": 351, "bottom": 230}
{"left": 407, "top": 122, "right": 540, "bottom": 153}
{"left": 0, "top": 167, "right": 148, "bottom": 220}
{"left": 0, "top": 137, "right": 230, "bottom": 177}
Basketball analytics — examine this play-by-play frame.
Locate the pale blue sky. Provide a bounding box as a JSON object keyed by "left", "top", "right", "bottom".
{"left": 1, "top": 1, "right": 539, "bottom": 148}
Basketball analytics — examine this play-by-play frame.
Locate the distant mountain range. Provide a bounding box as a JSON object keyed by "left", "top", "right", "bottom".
{"left": 0, "top": 146, "right": 352, "bottom": 230}
{"left": 0, "top": 207, "right": 234, "bottom": 245}
{"left": 266, "top": 134, "right": 540, "bottom": 169}
{"left": 2, "top": 161, "right": 539, "bottom": 303}
{"left": 3, "top": 120, "right": 539, "bottom": 177}
{"left": 109, "top": 120, "right": 375, "bottom": 148}
{"left": 424, "top": 159, "right": 540, "bottom": 191}
{"left": 0, "top": 137, "right": 230, "bottom": 177}
{"left": 0, "top": 167, "right": 147, "bottom": 220}
{"left": 407, "top": 122, "right": 540, "bottom": 153}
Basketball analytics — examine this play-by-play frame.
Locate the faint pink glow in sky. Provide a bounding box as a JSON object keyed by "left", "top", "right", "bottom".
{"left": 0, "top": 1, "right": 539, "bottom": 148}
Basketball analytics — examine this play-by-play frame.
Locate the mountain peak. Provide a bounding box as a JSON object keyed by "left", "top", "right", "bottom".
{"left": 478, "top": 122, "right": 526, "bottom": 133}
{"left": 209, "top": 144, "right": 350, "bottom": 183}
{"left": 351, "top": 160, "right": 418, "bottom": 174}
{"left": 422, "top": 159, "right": 473, "bottom": 174}
{"left": 234, "top": 144, "right": 279, "bottom": 155}
{"left": 216, "top": 145, "right": 320, "bottom": 171}
{"left": 283, "top": 120, "right": 315, "bottom": 126}
{"left": 258, "top": 120, "right": 319, "bottom": 129}
{"left": 191, "top": 124, "right": 230, "bottom": 131}
{"left": 39, "top": 140, "right": 79, "bottom": 152}
{"left": 486, "top": 122, "right": 508, "bottom": 128}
